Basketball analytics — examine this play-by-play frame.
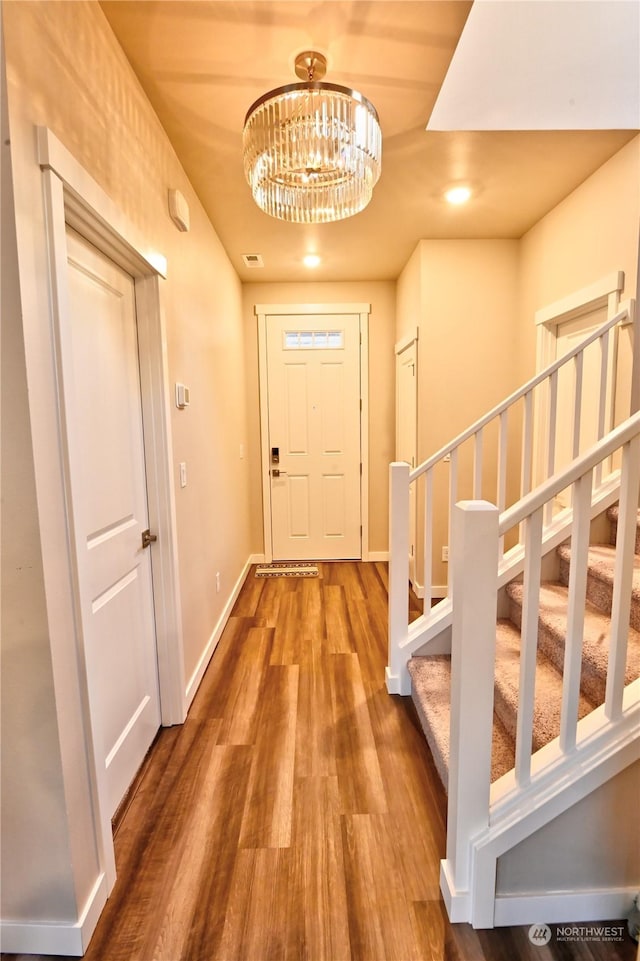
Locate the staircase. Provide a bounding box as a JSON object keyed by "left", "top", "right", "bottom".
{"left": 386, "top": 301, "right": 640, "bottom": 928}
{"left": 408, "top": 505, "right": 640, "bottom": 793}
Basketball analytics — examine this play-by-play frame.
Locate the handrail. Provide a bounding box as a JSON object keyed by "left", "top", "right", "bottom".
{"left": 410, "top": 306, "right": 628, "bottom": 482}
{"left": 499, "top": 409, "right": 640, "bottom": 534}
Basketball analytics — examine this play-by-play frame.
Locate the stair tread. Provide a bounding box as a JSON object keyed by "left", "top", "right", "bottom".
{"left": 495, "top": 620, "right": 596, "bottom": 750}
{"left": 557, "top": 542, "right": 640, "bottom": 596}
{"left": 506, "top": 580, "right": 640, "bottom": 699}
{"left": 408, "top": 655, "right": 515, "bottom": 789}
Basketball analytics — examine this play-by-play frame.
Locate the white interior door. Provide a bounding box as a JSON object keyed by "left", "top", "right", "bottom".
{"left": 64, "top": 227, "right": 161, "bottom": 817}
{"left": 265, "top": 314, "right": 361, "bottom": 560}
{"left": 396, "top": 338, "right": 418, "bottom": 586}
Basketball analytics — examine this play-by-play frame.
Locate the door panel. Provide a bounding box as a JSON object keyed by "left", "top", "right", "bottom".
{"left": 65, "top": 227, "right": 161, "bottom": 817}
{"left": 267, "top": 314, "right": 361, "bottom": 560}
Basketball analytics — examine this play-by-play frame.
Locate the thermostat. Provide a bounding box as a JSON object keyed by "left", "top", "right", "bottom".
{"left": 175, "top": 383, "right": 190, "bottom": 409}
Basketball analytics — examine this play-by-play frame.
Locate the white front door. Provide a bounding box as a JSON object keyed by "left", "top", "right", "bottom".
{"left": 64, "top": 227, "right": 161, "bottom": 817}
{"left": 396, "top": 338, "right": 417, "bottom": 585}
{"left": 265, "top": 313, "right": 362, "bottom": 560}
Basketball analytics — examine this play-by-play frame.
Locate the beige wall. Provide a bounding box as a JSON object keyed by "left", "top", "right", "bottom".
{"left": 518, "top": 136, "right": 640, "bottom": 384}
{"left": 397, "top": 241, "right": 520, "bottom": 592}
{"left": 497, "top": 759, "right": 640, "bottom": 895}
{"left": 242, "top": 281, "right": 396, "bottom": 555}
{"left": 2, "top": 0, "right": 251, "bottom": 930}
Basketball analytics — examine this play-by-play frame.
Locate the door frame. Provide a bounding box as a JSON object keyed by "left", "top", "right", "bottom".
{"left": 255, "top": 302, "right": 370, "bottom": 562}
{"left": 533, "top": 271, "right": 626, "bottom": 488}
{"left": 35, "top": 127, "right": 186, "bottom": 889}
{"left": 395, "top": 328, "right": 418, "bottom": 590}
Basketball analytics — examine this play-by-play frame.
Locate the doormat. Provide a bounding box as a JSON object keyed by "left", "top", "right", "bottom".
{"left": 255, "top": 562, "right": 319, "bottom": 578}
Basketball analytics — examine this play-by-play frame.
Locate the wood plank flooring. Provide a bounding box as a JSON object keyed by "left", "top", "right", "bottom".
{"left": 3, "top": 562, "right": 636, "bottom": 961}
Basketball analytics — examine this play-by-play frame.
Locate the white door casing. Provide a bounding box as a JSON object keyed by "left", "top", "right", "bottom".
{"left": 64, "top": 227, "right": 161, "bottom": 817}
{"left": 395, "top": 331, "right": 418, "bottom": 588}
{"left": 534, "top": 272, "right": 626, "bottom": 495}
{"left": 257, "top": 303, "right": 370, "bottom": 562}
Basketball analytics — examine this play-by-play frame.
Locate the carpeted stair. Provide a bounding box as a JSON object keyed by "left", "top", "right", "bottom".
{"left": 408, "top": 506, "right": 640, "bottom": 790}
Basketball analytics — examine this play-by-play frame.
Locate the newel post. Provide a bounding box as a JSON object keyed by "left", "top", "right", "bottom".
{"left": 441, "top": 500, "right": 499, "bottom": 913}
{"left": 387, "top": 461, "right": 410, "bottom": 694}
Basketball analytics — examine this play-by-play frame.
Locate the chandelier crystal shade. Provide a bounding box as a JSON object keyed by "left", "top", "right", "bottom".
{"left": 243, "top": 52, "right": 382, "bottom": 224}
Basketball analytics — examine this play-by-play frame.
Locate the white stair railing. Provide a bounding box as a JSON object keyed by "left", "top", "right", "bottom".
{"left": 387, "top": 304, "right": 635, "bottom": 695}
{"left": 441, "top": 411, "right": 640, "bottom": 927}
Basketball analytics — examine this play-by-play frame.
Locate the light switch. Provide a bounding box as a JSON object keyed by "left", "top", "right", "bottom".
{"left": 179, "top": 462, "right": 187, "bottom": 488}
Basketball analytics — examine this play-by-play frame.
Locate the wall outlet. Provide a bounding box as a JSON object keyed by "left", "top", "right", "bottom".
{"left": 442, "top": 546, "right": 449, "bottom": 562}
{"left": 215, "top": 571, "right": 221, "bottom": 593}
{"left": 179, "top": 462, "right": 187, "bottom": 488}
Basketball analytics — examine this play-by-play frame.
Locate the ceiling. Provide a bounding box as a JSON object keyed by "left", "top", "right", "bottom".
{"left": 99, "top": 1, "right": 638, "bottom": 283}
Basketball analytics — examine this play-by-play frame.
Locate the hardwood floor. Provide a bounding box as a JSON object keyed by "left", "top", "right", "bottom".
{"left": 3, "top": 562, "right": 636, "bottom": 960}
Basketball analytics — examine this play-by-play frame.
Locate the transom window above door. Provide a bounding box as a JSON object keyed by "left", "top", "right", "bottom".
{"left": 283, "top": 330, "right": 344, "bottom": 350}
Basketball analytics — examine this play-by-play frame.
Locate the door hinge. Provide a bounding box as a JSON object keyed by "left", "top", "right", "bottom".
{"left": 360, "top": 462, "right": 363, "bottom": 475}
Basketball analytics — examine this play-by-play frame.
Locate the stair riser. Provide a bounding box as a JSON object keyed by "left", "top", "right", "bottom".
{"left": 608, "top": 516, "right": 640, "bottom": 555}
{"left": 558, "top": 556, "right": 640, "bottom": 629}
{"left": 507, "top": 597, "right": 606, "bottom": 706}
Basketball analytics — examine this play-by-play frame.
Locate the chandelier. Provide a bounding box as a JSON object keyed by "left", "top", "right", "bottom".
{"left": 242, "top": 51, "right": 382, "bottom": 224}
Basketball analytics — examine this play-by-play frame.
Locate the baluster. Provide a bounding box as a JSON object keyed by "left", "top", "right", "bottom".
{"left": 605, "top": 435, "right": 640, "bottom": 720}
{"left": 595, "top": 331, "right": 610, "bottom": 487}
{"left": 520, "top": 391, "right": 534, "bottom": 545}
{"left": 559, "top": 470, "right": 592, "bottom": 754}
{"left": 447, "top": 448, "right": 458, "bottom": 598}
{"left": 545, "top": 370, "right": 558, "bottom": 526}
{"left": 387, "top": 462, "right": 410, "bottom": 694}
{"left": 473, "top": 429, "right": 483, "bottom": 498}
{"left": 423, "top": 468, "right": 433, "bottom": 607}
{"left": 572, "top": 351, "right": 583, "bottom": 460}
{"left": 515, "top": 507, "right": 543, "bottom": 787}
{"left": 497, "top": 411, "right": 508, "bottom": 556}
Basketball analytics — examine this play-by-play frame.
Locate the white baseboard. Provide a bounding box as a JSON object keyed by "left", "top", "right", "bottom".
{"left": 184, "top": 557, "right": 252, "bottom": 708}
{"left": 439, "top": 859, "right": 471, "bottom": 923}
{"left": 411, "top": 579, "right": 448, "bottom": 601}
{"left": 249, "top": 553, "right": 266, "bottom": 564}
{"left": 367, "top": 551, "right": 389, "bottom": 562}
{"left": 0, "top": 872, "right": 107, "bottom": 956}
{"left": 493, "top": 887, "right": 637, "bottom": 927}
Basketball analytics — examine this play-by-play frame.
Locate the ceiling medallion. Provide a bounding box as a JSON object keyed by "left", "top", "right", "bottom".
{"left": 243, "top": 51, "right": 382, "bottom": 224}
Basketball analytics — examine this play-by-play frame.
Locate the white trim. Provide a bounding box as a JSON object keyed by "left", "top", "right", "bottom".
{"left": 534, "top": 272, "right": 624, "bottom": 327}
{"left": 0, "top": 873, "right": 107, "bottom": 956}
{"left": 493, "top": 888, "right": 637, "bottom": 927}
{"left": 368, "top": 551, "right": 389, "bottom": 562}
{"left": 534, "top": 272, "right": 625, "bottom": 490}
{"left": 37, "top": 127, "right": 167, "bottom": 278}
{"left": 184, "top": 557, "right": 252, "bottom": 707}
{"left": 254, "top": 301, "right": 370, "bottom": 315}
{"left": 32, "top": 127, "right": 185, "bottom": 909}
{"left": 249, "top": 552, "right": 267, "bottom": 564}
{"left": 255, "top": 302, "right": 371, "bottom": 562}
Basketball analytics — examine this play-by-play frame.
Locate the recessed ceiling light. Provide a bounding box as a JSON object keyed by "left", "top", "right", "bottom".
{"left": 444, "top": 185, "right": 472, "bottom": 205}
{"left": 303, "top": 253, "right": 321, "bottom": 268}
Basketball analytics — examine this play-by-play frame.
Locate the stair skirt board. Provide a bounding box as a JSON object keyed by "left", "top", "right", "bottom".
{"left": 441, "top": 863, "right": 636, "bottom": 928}
{"left": 493, "top": 888, "right": 638, "bottom": 928}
